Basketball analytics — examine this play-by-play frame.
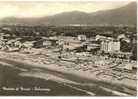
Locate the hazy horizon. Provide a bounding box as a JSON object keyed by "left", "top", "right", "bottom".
{"left": 0, "top": 1, "right": 134, "bottom": 19}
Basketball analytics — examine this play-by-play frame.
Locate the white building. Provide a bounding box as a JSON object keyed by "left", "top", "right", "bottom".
{"left": 101, "top": 40, "right": 120, "bottom": 52}
{"left": 78, "top": 35, "right": 86, "bottom": 41}
{"left": 63, "top": 41, "right": 82, "bottom": 51}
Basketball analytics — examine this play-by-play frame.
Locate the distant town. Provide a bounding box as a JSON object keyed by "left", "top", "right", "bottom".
{"left": 0, "top": 25, "right": 137, "bottom": 60}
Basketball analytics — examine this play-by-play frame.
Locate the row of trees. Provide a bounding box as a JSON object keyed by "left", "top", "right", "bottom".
{"left": 0, "top": 25, "right": 136, "bottom": 38}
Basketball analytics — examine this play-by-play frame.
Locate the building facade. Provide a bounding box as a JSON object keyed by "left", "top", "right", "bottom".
{"left": 101, "top": 40, "right": 120, "bottom": 52}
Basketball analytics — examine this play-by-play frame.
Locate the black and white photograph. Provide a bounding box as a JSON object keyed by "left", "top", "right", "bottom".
{"left": 0, "top": 0, "right": 137, "bottom": 96}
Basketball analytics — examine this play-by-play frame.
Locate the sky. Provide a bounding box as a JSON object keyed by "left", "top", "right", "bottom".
{"left": 0, "top": 1, "right": 134, "bottom": 18}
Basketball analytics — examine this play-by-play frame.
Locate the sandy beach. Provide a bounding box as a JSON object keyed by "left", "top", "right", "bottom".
{"left": 0, "top": 49, "right": 137, "bottom": 95}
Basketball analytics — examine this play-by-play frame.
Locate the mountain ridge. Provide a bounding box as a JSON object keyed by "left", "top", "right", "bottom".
{"left": 0, "top": 2, "right": 136, "bottom": 26}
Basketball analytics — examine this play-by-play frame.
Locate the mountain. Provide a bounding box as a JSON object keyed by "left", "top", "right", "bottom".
{"left": 0, "top": 2, "right": 137, "bottom": 26}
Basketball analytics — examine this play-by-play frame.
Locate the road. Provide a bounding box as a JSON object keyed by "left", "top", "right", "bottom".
{"left": 0, "top": 58, "right": 136, "bottom": 96}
